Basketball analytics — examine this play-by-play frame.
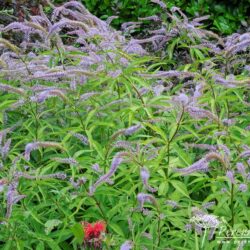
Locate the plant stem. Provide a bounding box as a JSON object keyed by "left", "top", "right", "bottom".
{"left": 83, "top": 184, "right": 108, "bottom": 228}
{"left": 165, "top": 105, "right": 184, "bottom": 177}
{"left": 208, "top": 81, "right": 221, "bottom": 129}
{"left": 230, "top": 184, "right": 234, "bottom": 228}
{"left": 156, "top": 215, "right": 161, "bottom": 249}
{"left": 28, "top": 102, "right": 39, "bottom": 141}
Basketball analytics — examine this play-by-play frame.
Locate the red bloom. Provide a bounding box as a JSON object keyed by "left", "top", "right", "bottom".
{"left": 83, "top": 221, "right": 106, "bottom": 240}
{"left": 81, "top": 221, "right": 106, "bottom": 248}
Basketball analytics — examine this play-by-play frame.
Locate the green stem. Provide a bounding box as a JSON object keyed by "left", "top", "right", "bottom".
{"left": 154, "top": 205, "right": 162, "bottom": 250}
{"left": 83, "top": 184, "right": 108, "bottom": 228}
{"left": 156, "top": 215, "right": 161, "bottom": 249}
{"left": 165, "top": 106, "right": 184, "bottom": 177}
{"left": 28, "top": 102, "right": 39, "bottom": 141}
{"left": 230, "top": 184, "right": 234, "bottom": 228}
{"left": 208, "top": 81, "right": 221, "bottom": 129}
{"left": 19, "top": 55, "right": 32, "bottom": 75}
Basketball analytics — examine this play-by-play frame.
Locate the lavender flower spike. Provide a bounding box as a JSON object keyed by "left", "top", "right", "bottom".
{"left": 89, "top": 152, "right": 126, "bottom": 195}
{"left": 48, "top": 19, "right": 89, "bottom": 38}
{"left": 113, "top": 141, "right": 133, "bottom": 151}
{"left": 24, "top": 141, "right": 63, "bottom": 161}
{"left": 0, "top": 83, "right": 25, "bottom": 95}
{"left": 44, "top": 172, "right": 67, "bottom": 180}
{"left": 140, "top": 167, "right": 157, "bottom": 192}
{"left": 106, "top": 16, "right": 119, "bottom": 25}
{"left": 32, "top": 89, "right": 68, "bottom": 103}
{"left": 63, "top": 1, "right": 90, "bottom": 14}
{"left": 79, "top": 92, "right": 99, "bottom": 101}
{"left": 14, "top": 171, "right": 67, "bottom": 180}
{"left": 151, "top": 0, "right": 167, "bottom": 9}
{"left": 166, "top": 200, "right": 179, "bottom": 209}
{"left": 137, "top": 193, "right": 157, "bottom": 211}
{"left": 186, "top": 106, "right": 220, "bottom": 123}
{"left": 120, "top": 240, "right": 133, "bottom": 250}
{"left": 239, "top": 150, "right": 250, "bottom": 158}
{"left": 53, "top": 157, "right": 78, "bottom": 165}
{"left": 226, "top": 170, "right": 235, "bottom": 184}
{"left": 92, "top": 163, "right": 102, "bottom": 173}
{"left": 202, "top": 201, "right": 216, "bottom": 210}
{"left": 138, "top": 15, "right": 161, "bottom": 22}
{"left": 123, "top": 124, "right": 142, "bottom": 135}
{"left": 236, "top": 163, "right": 246, "bottom": 177}
{"left": 190, "top": 208, "right": 220, "bottom": 237}
{"left": 176, "top": 151, "right": 227, "bottom": 176}
{"left": 1, "top": 138, "right": 11, "bottom": 159}
{"left": 238, "top": 184, "right": 247, "bottom": 192}
{"left": 70, "top": 176, "right": 87, "bottom": 188}
{"left": 139, "top": 70, "right": 195, "bottom": 79}
{"left": 70, "top": 132, "right": 89, "bottom": 145}
{"left": 6, "top": 181, "right": 26, "bottom": 218}
{"left": 175, "top": 158, "right": 209, "bottom": 175}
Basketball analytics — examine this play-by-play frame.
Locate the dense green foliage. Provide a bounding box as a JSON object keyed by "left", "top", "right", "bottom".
{"left": 77, "top": 0, "right": 250, "bottom": 34}
{"left": 0, "top": 1, "right": 250, "bottom": 249}
{"left": 0, "top": 0, "right": 249, "bottom": 34}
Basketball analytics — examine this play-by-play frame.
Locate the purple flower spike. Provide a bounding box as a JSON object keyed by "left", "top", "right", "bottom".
{"left": 202, "top": 201, "right": 215, "bottom": 210}
{"left": 137, "top": 193, "right": 157, "bottom": 211}
{"left": 120, "top": 240, "right": 133, "bottom": 250}
{"left": 140, "top": 167, "right": 157, "bottom": 193}
{"left": 24, "top": 141, "right": 62, "bottom": 161}
{"left": 53, "top": 157, "right": 78, "bottom": 165}
{"left": 1, "top": 138, "right": 11, "bottom": 159}
{"left": 92, "top": 163, "right": 102, "bottom": 173}
{"left": 185, "top": 223, "right": 192, "bottom": 231}
{"left": 70, "top": 132, "right": 89, "bottom": 145}
{"left": 238, "top": 183, "right": 247, "bottom": 192}
{"left": 165, "top": 200, "right": 179, "bottom": 209}
{"left": 123, "top": 124, "right": 142, "bottom": 136}
{"left": 89, "top": 152, "right": 125, "bottom": 195}
{"left": 151, "top": 0, "right": 167, "bottom": 9}
{"left": 175, "top": 158, "right": 209, "bottom": 175}
{"left": 226, "top": 170, "right": 235, "bottom": 184}
{"left": 237, "top": 163, "right": 246, "bottom": 177}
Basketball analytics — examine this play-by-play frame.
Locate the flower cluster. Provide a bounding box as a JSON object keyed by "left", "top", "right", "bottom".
{"left": 81, "top": 221, "right": 106, "bottom": 249}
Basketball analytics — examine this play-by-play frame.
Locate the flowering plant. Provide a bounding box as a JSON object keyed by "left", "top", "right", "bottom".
{"left": 0, "top": 0, "right": 250, "bottom": 249}
{"left": 81, "top": 221, "right": 106, "bottom": 249}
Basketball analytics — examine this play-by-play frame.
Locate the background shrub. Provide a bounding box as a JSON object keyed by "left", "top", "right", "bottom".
{"left": 0, "top": 0, "right": 249, "bottom": 34}
{"left": 79, "top": 0, "right": 250, "bottom": 34}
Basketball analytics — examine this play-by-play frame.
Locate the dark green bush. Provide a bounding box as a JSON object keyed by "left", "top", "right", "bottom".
{"left": 78, "top": 0, "right": 250, "bottom": 34}
{"left": 1, "top": 0, "right": 249, "bottom": 34}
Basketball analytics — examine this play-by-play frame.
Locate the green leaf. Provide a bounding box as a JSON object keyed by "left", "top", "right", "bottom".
{"left": 44, "top": 219, "right": 62, "bottom": 235}
{"left": 71, "top": 223, "right": 84, "bottom": 244}
{"left": 170, "top": 180, "right": 190, "bottom": 198}
{"left": 158, "top": 182, "right": 169, "bottom": 196}
{"left": 36, "top": 242, "right": 45, "bottom": 250}
{"left": 109, "top": 223, "right": 125, "bottom": 237}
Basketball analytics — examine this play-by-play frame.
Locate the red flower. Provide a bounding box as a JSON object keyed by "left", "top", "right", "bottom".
{"left": 81, "top": 221, "right": 106, "bottom": 248}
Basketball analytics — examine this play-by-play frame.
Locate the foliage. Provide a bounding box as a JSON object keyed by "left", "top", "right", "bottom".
{"left": 1, "top": 0, "right": 249, "bottom": 34}
{"left": 0, "top": 1, "right": 250, "bottom": 249}
{"left": 76, "top": 0, "right": 250, "bottom": 34}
